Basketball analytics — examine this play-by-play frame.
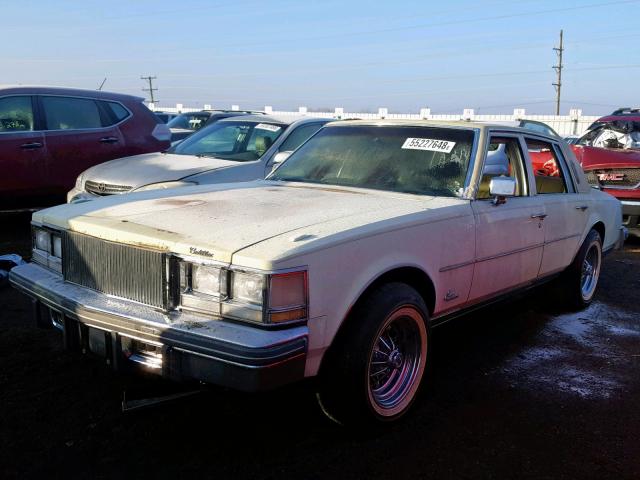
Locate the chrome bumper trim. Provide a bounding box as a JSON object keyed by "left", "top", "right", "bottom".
{"left": 10, "top": 263, "right": 308, "bottom": 391}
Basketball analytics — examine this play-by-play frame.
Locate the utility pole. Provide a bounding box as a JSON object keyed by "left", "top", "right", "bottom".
{"left": 552, "top": 30, "right": 564, "bottom": 116}
{"left": 141, "top": 75, "right": 158, "bottom": 104}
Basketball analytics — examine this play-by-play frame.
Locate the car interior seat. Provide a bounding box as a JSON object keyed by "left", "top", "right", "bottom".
{"left": 255, "top": 136, "right": 273, "bottom": 157}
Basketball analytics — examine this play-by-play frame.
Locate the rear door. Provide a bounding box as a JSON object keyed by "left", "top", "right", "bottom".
{"left": 0, "top": 95, "right": 49, "bottom": 208}
{"left": 39, "top": 95, "right": 124, "bottom": 194}
{"left": 523, "top": 135, "right": 588, "bottom": 276}
{"left": 469, "top": 133, "right": 546, "bottom": 302}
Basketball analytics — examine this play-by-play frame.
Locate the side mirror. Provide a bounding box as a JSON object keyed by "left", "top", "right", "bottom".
{"left": 268, "top": 151, "right": 292, "bottom": 174}
{"left": 489, "top": 177, "right": 516, "bottom": 205}
{"left": 271, "top": 151, "right": 292, "bottom": 166}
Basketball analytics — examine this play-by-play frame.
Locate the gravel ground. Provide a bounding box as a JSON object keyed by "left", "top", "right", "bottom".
{"left": 1, "top": 213, "right": 639, "bottom": 479}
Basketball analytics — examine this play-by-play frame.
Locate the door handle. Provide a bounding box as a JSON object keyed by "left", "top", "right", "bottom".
{"left": 20, "top": 142, "right": 43, "bottom": 150}
{"left": 530, "top": 213, "right": 547, "bottom": 219}
{"left": 575, "top": 205, "right": 589, "bottom": 211}
{"left": 99, "top": 136, "right": 119, "bottom": 144}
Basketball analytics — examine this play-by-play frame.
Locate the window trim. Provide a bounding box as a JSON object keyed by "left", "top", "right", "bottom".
{"left": 0, "top": 94, "right": 133, "bottom": 134}
{"left": 552, "top": 143, "right": 578, "bottom": 193}
{"left": 37, "top": 95, "right": 132, "bottom": 132}
{"left": 474, "top": 131, "right": 531, "bottom": 200}
{"left": 522, "top": 135, "right": 575, "bottom": 195}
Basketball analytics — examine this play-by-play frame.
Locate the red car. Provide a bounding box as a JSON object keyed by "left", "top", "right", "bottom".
{"left": 0, "top": 86, "right": 171, "bottom": 210}
{"left": 571, "top": 109, "right": 640, "bottom": 234}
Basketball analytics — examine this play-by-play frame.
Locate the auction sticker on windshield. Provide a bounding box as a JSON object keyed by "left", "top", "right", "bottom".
{"left": 255, "top": 123, "right": 282, "bottom": 132}
{"left": 401, "top": 138, "right": 456, "bottom": 153}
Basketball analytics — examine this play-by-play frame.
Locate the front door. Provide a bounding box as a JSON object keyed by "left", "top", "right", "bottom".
{"left": 468, "top": 134, "right": 545, "bottom": 302}
{"left": 0, "top": 95, "right": 49, "bottom": 209}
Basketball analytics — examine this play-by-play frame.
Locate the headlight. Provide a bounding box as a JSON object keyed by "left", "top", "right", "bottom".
{"left": 133, "top": 181, "right": 197, "bottom": 192}
{"left": 231, "top": 271, "right": 265, "bottom": 305}
{"left": 32, "top": 226, "right": 62, "bottom": 273}
{"left": 192, "top": 264, "right": 222, "bottom": 296}
{"left": 52, "top": 235, "right": 62, "bottom": 258}
{"left": 177, "top": 260, "right": 307, "bottom": 325}
{"left": 34, "top": 229, "right": 51, "bottom": 252}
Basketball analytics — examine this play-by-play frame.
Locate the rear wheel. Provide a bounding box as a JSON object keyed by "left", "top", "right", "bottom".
{"left": 317, "top": 283, "right": 429, "bottom": 426}
{"left": 560, "top": 229, "right": 602, "bottom": 309}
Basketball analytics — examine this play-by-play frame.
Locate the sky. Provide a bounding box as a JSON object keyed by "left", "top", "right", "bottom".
{"left": 2, "top": 0, "right": 639, "bottom": 115}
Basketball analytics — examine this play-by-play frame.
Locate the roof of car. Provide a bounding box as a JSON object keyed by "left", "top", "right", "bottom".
{"left": 326, "top": 119, "right": 559, "bottom": 136}
{"left": 0, "top": 85, "right": 145, "bottom": 103}
{"left": 216, "top": 114, "right": 328, "bottom": 126}
{"left": 596, "top": 114, "right": 640, "bottom": 123}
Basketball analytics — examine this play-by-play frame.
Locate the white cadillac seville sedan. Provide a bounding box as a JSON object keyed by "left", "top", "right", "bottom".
{"left": 10, "top": 120, "right": 625, "bottom": 425}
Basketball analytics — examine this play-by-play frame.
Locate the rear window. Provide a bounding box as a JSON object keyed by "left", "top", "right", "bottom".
{"left": 42, "top": 96, "right": 102, "bottom": 130}
{"left": 167, "top": 113, "right": 210, "bottom": 131}
{"left": 106, "top": 101, "right": 130, "bottom": 122}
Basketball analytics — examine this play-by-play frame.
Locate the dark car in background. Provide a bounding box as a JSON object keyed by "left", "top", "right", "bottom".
{"left": 0, "top": 86, "right": 171, "bottom": 210}
{"left": 167, "top": 109, "right": 264, "bottom": 142}
{"left": 153, "top": 111, "right": 180, "bottom": 124}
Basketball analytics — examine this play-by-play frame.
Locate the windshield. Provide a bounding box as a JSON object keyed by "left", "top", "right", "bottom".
{"left": 173, "top": 121, "right": 286, "bottom": 161}
{"left": 167, "top": 113, "right": 210, "bottom": 130}
{"left": 269, "top": 125, "right": 474, "bottom": 197}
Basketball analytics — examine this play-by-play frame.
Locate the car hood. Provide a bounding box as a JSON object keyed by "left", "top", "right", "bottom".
{"left": 81, "top": 152, "right": 241, "bottom": 190}
{"left": 33, "top": 181, "right": 458, "bottom": 265}
{"left": 573, "top": 145, "right": 640, "bottom": 170}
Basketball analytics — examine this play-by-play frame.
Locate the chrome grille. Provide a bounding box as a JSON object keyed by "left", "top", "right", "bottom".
{"left": 85, "top": 180, "right": 132, "bottom": 196}
{"left": 585, "top": 168, "right": 640, "bottom": 188}
{"left": 62, "top": 231, "right": 167, "bottom": 308}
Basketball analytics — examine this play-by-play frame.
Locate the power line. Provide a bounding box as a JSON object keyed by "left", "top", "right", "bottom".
{"left": 177, "top": 0, "right": 640, "bottom": 51}
{"left": 141, "top": 75, "right": 157, "bottom": 104}
{"left": 553, "top": 29, "right": 564, "bottom": 115}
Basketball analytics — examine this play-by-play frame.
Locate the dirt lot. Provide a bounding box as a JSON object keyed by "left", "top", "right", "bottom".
{"left": 1, "top": 213, "right": 639, "bottom": 479}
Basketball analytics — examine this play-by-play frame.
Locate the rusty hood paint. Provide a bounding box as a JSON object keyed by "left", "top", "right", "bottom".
{"left": 32, "top": 181, "right": 445, "bottom": 264}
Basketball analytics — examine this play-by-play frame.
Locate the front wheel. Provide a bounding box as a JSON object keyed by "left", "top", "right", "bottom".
{"left": 317, "top": 283, "right": 430, "bottom": 426}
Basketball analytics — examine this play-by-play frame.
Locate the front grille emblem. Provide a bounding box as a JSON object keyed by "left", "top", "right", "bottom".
{"left": 598, "top": 173, "right": 625, "bottom": 182}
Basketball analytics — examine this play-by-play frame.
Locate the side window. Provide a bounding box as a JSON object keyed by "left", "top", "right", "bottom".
{"left": 42, "top": 96, "right": 102, "bottom": 130}
{"left": 279, "top": 123, "right": 324, "bottom": 152}
{"left": 524, "top": 138, "right": 568, "bottom": 194}
{"left": 477, "top": 136, "right": 528, "bottom": 199}
{"left": 106, "top": 101, "right": 130, "bottom": 123}
{"left": 246, "top": 124, "right": 283, "bottom": 157}
{"left": 0, "top": 96, "right": 34, "bottom": 132}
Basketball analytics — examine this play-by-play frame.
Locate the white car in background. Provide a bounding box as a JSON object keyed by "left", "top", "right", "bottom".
{"left": 12, "top": 120, "right": 624, "bottom": 426}
{"left": 67, "top": 115, "right": 330, "bottom": 202}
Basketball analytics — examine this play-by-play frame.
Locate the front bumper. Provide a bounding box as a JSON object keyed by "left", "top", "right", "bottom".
{"left": 621, "top": 200, "right": 640, "bottom": 233}
{"left": 9, "top": 263, "right": 308, "bottom": 391}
